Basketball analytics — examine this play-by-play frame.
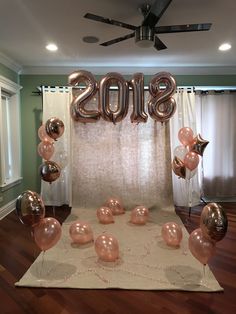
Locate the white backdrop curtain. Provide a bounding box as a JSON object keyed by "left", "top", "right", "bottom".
{"left": 170, "top": 88, "right": 201, "bottom": 206}
{"left": 41, "top": 86, "right": 72, "bottom": 206}
{"left": 195, "top": 91, "right": 236, "bottom": 198}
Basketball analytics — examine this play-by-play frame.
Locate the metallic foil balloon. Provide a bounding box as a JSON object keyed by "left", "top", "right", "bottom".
{"left": 99, "top": 72, "right": 129, "bottom": 124}
{"left": 45, "top": 117, "right": 64, "bottom": 140}
{"left": 95, "top": 234, "right": 119, "bottom": 262}
{"left": 97, "top": 206, "right": 114, "bottom": 224}
{"left": 68, "top": 70, "right": 100, "bottom": 123}
{"left": 130, "top": 205, "right": 149, "bottom": 225}
{"left": 39, "top": 160, "right": 61, "bottom": 183}
{"left": 161, "top": 222, "right": 183, "bottom": 247}
{"left": 200, "top": 203, "right": 228, "bottom": 242}
{"left": 129, "top": 73, "right": 148, "bottom": 123}
{"left": 69, "top": 221, "right": 94, "bottom": 244}
{"left": 184, "top": 151, "right": 199, "bottom": 171}
{"left": 191, "top": 134, "right": 209, "bottom": 156}
{"left": 178, "top": 127, "right": 194, "bottom": 146}
{"left": 148, "top": 72, "right": 176, "bottom": 123}
{"left": 33, "top": 217, "right": 62, "bottom": 251}
{"left": 16, "top": 190, "right": 45, "bottom": 227}
{"left": 104, "top": 197, "right": 125, "bottom": 215}
{"left": 37, "top": 141, "right": 54, "bottom": 160}
{"left": 172, "top": 156, "right": 186, "bottom": 179}
{"left": 188, "top": 228, "right": 216, "bottom": 265}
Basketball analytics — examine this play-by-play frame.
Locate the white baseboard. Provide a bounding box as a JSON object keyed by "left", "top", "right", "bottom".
{"left": 0, "top": 198, "right": 16, "bottom": 220}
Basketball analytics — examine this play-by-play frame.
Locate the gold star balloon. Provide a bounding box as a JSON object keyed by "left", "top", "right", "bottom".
{"left": 191, "top": 134, "right": 209, "bottom": 156}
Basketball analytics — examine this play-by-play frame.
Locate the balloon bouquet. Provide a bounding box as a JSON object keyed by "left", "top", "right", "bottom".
{"left": 172, "top": 127, "right": 209, "bottom": 217}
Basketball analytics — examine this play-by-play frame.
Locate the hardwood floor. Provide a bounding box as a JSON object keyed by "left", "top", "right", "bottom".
{"left": 0, "top": 203, "right": 236, "bottom": 314}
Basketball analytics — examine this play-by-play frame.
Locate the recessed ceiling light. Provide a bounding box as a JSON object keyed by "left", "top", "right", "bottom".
{"left": 46, "top": 43, "right": 58, "bottom": 51}
{"left": 218, "top": 42, "right": 231, "bottom": 51}
{"left": 82, "top": 36, "right": 99, "bottom": 43}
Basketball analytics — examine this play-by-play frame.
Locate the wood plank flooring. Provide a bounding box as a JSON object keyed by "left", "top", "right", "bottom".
{"left": 0, "top": 203, "right": 236, "bottom": 314}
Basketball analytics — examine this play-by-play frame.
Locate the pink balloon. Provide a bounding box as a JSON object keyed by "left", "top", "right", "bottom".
{"left": 174, "top": 145, "right": 189, "bottom": 162}
{"left": 69, "top": 221, "right": 93, "bottom": 244}
{"left": 38, "top": 124, "right": 54, "bottom": 143}
{"left": 97, "top": 207, "right": 114, "bottom": 224}
{"left": 37, "top": 141, "right": 55, "bottom": 160}
{"left": 95, "top": 234, "right": 119, "bottom": 262}
{"left": 188, "top": 228, "right": 216, "bottom": 265}
{"left": 184, "top": 151, "right": 199, "bottom": 171}
{"left": 33, "top": 217, "right": 62, "bottom": 251}
{"left": 130, "top": 205, "right": 149, "bottom": 225}
{"left": 161, "top": 222, "right": 183, "bottom": 247}
{"left": 105, "top": 198, "right": 125, "bottom": 215}
{"left": 178, "top": 127, "right": 194, "bottom": 146}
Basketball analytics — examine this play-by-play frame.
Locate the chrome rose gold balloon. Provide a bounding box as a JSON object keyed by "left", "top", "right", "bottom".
{"left": 178, "top": 127, "right": 194, "bottom": 147}
{"left": 104, "top": 198, "right": 125, "bottom": 215}
{"left": 69, "top": 221, "right": 93, "bottom": 244}
{"left": 129, "top": 73, "right": 148, "bottom": 124}
{"left": 95, "top": 234, "right": 119, "bottom": 262}
{"left": 33, "top": 217, "right": 62, "bottom": 251}
{"left": 69, "top": 70, "right": 100, "bottom": 123}
{"left": 172, "top": 156, "right": 186, "bottom": 179}
{"left": 161, "top": 222, "right": 183, "bottom": 247}
{"left": 148, "top": 72, "right": 176, "bottom": 123}
{"left": 130, "top": 205, "right": 149, "bottom": 225}
{"left": 97, "top": 206, "right": 114, "bottom": 224}
{"left": 38, "top": 124, "right": 54, "bottom": 143}
{"left": 184, "top": 152, "right": 199, "bottom": 171}
{"left": 191, "top": 133, "right": 209, "bottom": 156}
{"left": 200, "top": 203, "right": 228, "bottom": 242}
{"left": 16, "top": 190, "right": 45, "bottom": 227}
{"left": 99, "top": 72, "right": 129, "bottom": 124}
{"left": 39, "top": 160, "right": 61, "bottom": 183}
{"left": 188, "top": 228, "right": 215, "bottom": 265}
{"left": 37, "top": 141, "right": 55, "bottom": 160}
{"left": 45, "top": 117, "right": 64, "bottom": 140}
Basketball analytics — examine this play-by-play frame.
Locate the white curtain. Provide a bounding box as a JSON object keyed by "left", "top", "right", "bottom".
{"left": 41, "top": 86, "right": 72, "bottom": 206}
{"left": 170, "top": 88, "right": 201, "bottom": 206}
{"left": 71, "top": 91, "right": 173, "bottom": 210}
{"left": 195, "top": 91, "right": 236, "bottom": 198}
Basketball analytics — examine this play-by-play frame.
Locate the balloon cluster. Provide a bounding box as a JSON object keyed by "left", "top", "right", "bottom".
{"left": 15, "top": 190, "right": 62, "bottom": 252}
{"left": 188, "top": 202, "right": 228, "bottom": 265}
{"left": 38, "top": 117, "right": 64, "bottom": 183}
{"left": 172, "top": 127, "right": 209, "bottom": 180}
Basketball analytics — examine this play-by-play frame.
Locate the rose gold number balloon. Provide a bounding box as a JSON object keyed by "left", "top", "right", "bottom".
{"left": 33, "top": 217, "right": 62, "bottom": 251}
{"left": 95, "top": 234, "right": 119, "bottom": 262}
{"left": 130, "top": 205, "right": 149, "bottom": 225}
{"left": 161, "top": 222, "right": 183, "bottom": 247}
{"left": 69, "top": 221, "right": 93, "bottom": 244}
{"left": 104, "top": 197, "right": 125, "bottom": 215}
{"left": 69, "top": 70, "right": 100, "bottom": 123}
{"left": 97, "top": 206, "right": 114, "bottom": 224}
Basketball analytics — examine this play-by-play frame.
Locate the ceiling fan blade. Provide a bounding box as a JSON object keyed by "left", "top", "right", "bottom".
{"left": 154, "top": 36, "right": 167, "bottom": 50}
{"left": 156, "top": 23, "right": 212, "bottom": 34}
{"left": 100, "top": 32, "right": 135, "bottom": 46}
{"left": 142, "top": 0, "right": 172, "bottom": 28}
{"left": 84, "top": 13, "right": 137, "bottom": 31}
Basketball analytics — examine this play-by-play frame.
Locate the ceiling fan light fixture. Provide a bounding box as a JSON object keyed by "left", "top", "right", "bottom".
{"left": 135, "top": 26, "right": 154, "bottom": 48}
{"left": 218, "top": 42, "right": 232, "bottom": 51}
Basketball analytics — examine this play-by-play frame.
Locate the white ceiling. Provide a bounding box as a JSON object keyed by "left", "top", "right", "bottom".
{"left": 0, "top": 0, "right": 236, "bottom": 75}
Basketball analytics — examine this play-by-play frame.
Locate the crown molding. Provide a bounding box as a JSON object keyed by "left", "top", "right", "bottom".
{"left": 0, "top": 51, "right": 22, "bottom": 74}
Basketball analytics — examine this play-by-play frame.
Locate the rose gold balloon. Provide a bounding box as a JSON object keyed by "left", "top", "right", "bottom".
{"left": 200, "top": 203, "right": 228, "bottom": 242}
{"left": 95, "top": 234, "right": 119, "bottom": 262}
{"left": 178, "top": 127, "right": 194, "bottom": 146}
{"left": 172, "top": 156, "right": 186, "bottom": 179}
{"left": 97, "top": 206, "right": 114, "bottom": 224}
{"left": 45, "top": 117, "right": 64, "bottom": 140}
{"left": 188, "top": 228, "right": 216, "bottom": 265}
{"left": 161, "top": 222, "right": 183, "bottom": 247}
{"left": 69, "top": 221, "right": 93, "bottom": 244}
{"left": 33, "top": 217, "right": 62, "bottom": 251}
{"left": 191, "top": 134, "right": 209, "bottom": 156}
{"left": 130, "top": 205, "right": 149, "bottom": 225}
{"left": 184, "top": 152, "right": 199, "bottom": 171}
{"left": 39, "top": 161, "right": 61, "bottom": 183}
{"left": 15, "top": 190, "right": 45, "bottom": 227}
{"left": 38, "top": 124, "right": 54, "bottom": 143}
{"left": 174, "top": 145, "right": 189, "bottom": 162}
{"left": 37, "top": 141, "right": 55, "bottom": 160}
{"left": 104, "top": 198, "right": 125, "bottom": 215}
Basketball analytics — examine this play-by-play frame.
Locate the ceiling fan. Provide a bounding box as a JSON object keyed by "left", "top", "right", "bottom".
{"left": 84, "top": 0, "right": 212, "bottom": 50}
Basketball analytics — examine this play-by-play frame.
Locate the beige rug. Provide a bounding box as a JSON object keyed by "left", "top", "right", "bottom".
{"left": 15, "top": 206, "right": 223, "bottom": 291}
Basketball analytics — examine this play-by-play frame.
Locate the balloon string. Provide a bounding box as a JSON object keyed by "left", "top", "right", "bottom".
{"left": 40, "top": 251, "right": 45, "bottom": 278}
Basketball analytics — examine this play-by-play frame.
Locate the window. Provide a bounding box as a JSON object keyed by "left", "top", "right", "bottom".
{"left": 0, "top": 75, "right": 22, "bottom": 190}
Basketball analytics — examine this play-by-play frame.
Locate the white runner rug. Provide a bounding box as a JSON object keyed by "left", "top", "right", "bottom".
{"left": 15, "top": 206, "right": 223, "bottom": 291}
